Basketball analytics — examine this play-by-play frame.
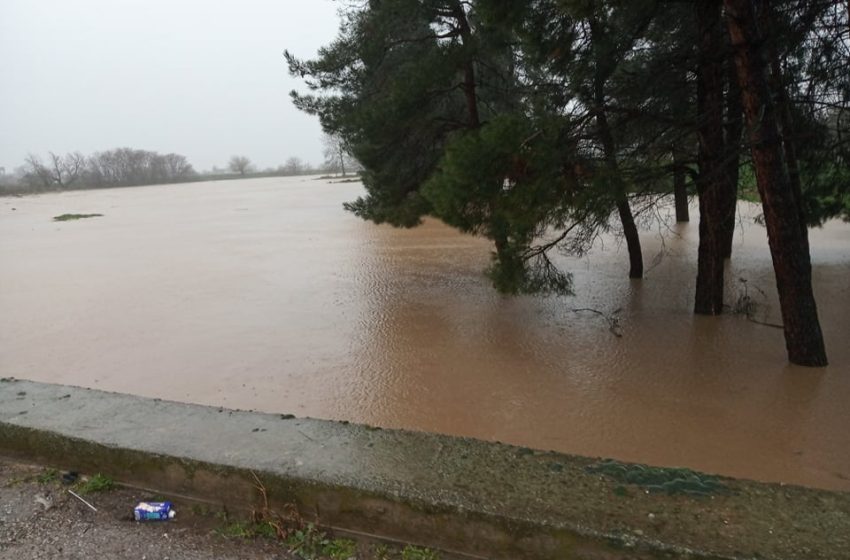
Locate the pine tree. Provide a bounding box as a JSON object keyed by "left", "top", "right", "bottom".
{"left": 724, "top": 0, "right": 829, "bottom": 366}
{"left": 287, "top": 0, "right": 846, "bottom": 365}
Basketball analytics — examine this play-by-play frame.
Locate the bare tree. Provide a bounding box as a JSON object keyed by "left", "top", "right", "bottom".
{"left": 228, "top": 155, "right": 252, "bottom": 176}
{"left": 82, "top": 148, "right": 196, "bottom": 187}
{"left": 282, "top": 156, "right": 305, "bottom": 175}
{"left": 322, "top": 133, "right": 356, "bottom": 177}
{"left": 22, "top": 154, "right": 53, "bottom": 189}
{"left": 20, "top": 152, "right": 83, "bottom": 189}
{"left": 162, "top": 153, "right": 195, "bottom": 181}
{"left": 14, "top": 148, "right": 195, "bottom": 192}
{"left": 49, "top": 151, "right": 85, "bottom": 188}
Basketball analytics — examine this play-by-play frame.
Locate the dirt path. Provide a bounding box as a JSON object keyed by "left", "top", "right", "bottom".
{"left": 0, "top": 462, "right": 299, "bottom": 559}
{"left": 0, "top": 461, "right": 441, "bottom": 560}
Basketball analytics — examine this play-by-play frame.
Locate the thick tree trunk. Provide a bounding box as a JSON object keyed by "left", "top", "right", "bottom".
{"left": 673, "top": 151, "right": 690, "bottom": 222}
{"left": 694, "top": 0, "right": 728, "bottom": 314}
{"left": 724, "top": 0, "right": 828, "bottom": 366}
{"left": 721, "top": 48, "right": 743, "bottom": 258}
{"left": 760, "top": 0, "right": 808, "bottom": 248}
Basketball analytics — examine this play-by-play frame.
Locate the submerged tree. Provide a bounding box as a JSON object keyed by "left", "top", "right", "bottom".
{"left": 424, "top": 114, "right": 580, "bottom": 293}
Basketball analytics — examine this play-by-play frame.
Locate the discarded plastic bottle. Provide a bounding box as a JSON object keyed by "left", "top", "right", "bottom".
{"left": 133, "top": 501, "right": 176, "bottom": 521}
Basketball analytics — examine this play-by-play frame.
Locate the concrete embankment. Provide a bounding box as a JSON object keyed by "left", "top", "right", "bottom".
{"left": 1, "top": 379, "right": 848, "bottom": 559}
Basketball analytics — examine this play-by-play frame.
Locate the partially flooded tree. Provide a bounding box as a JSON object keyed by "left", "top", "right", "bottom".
{"left": 288, "top": 0, "right": 583, "bottom": 293}
{"left": 694, "top": 0, "right": 738, "bottom": 315}
{"left": 723, "top": 0, "right": 828, "bottom": 366}
{"left": 584, "top": 5, "right": 651, "bottom": 279}
{"left": 228, "top": 155, "right": 252, "bottom": 176}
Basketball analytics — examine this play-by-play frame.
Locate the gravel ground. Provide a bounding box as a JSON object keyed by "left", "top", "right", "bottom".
{"left": 0, "top": 461, "right": 453, "bottom": 560}
{"left": 0, "top": 461, "right": 304, "bottom": 560}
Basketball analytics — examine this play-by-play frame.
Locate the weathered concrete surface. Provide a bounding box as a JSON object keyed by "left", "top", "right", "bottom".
{"left": 1, "top": 379, "right": 848, "bottom": 559}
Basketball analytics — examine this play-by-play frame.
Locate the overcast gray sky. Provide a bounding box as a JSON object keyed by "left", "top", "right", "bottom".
{"left": 0, "top": 0, "right": 341, "bottom": 172}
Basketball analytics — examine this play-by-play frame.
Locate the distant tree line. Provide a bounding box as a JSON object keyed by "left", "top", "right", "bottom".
{"left": 287, "top": 0, "right": 849, "bottom": 366}
{"left": 223, "top": 139, "right": 360, "bottom": 179}
{"left": 1, "top": 138, "right": 361, "bottom": 195}
{"left": 7, "top": 148, "right": 196, "bottom": 193}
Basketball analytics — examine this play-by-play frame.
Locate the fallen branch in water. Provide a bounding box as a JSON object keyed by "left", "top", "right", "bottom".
{"left": 746, "top": 316, "right": 784, "bottom": 329}
{"left": 570, "top": 307, "right": 623, "bottom": 337}
{"left": 733, "top": 278, "right": 784, "bottom": 330}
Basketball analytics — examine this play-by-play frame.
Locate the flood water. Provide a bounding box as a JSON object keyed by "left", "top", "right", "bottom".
{"left": 2, "top": 176, "right": 849, "bottom": 491}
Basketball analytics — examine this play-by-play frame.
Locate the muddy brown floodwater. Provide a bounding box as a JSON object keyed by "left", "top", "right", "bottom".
{"left": 1, "top": 177, "right": 849, "bottom": 491}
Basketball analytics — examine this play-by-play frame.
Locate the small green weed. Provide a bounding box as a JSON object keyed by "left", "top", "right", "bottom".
{"left": 283, "top": 524, "right": 357, "bottom": 559}
{"left": 36, "top": 468, "right": 59, "bottom": 484}
{"left": 323, "top": 537, "right": 358, "bottom": 559}
{"left": 285, "top": 524, "right": 327, "bottom": 558}
{"left": 253, "top": 521, "right": 279, "bottom": 539}
{"left": 218, "top": 521, "right": 254, "bottom": 539}
{"left": 214, "top": 511, "right": 278, "bottom": 540}
{"left": 372, "top": 543, "right": 393, "bottom": 560}
{"left": 402, "top": 545, "right": 440, "bottom": 560}
{"left": 75, "top": 473, "right": 114, "bottom": 495}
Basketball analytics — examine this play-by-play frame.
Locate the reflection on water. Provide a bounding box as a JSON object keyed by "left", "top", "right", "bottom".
{"left": 1, "top": 176, "right": 848, "bottom": 490}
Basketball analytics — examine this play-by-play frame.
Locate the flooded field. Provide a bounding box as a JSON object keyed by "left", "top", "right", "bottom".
{"left": 1, "top": 176, "right": 848, "bottom": 491}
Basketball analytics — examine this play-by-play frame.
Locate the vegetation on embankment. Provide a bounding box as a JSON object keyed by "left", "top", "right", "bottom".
{"left": 52, "top": 213, "right": 103, "bottom": 222}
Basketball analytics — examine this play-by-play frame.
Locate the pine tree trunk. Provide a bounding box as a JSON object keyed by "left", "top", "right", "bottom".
{"left": 596, "top": 109, "right": 643, "bottom": 279}
{"left": 586, "top": 15, "right": 643, "bottom": 279}
{"left": 694, "top": 0, "right": 727, "bottom": 315}
{"left": 589, "top": 27, "right": 643, "bottom": 281}
{"left": 673, "top": 151, "right": 690, "bottom": 222}
{"left": 721, "top": 47, "right": 743, "bottom": 258}
{"left": 617, "top": 197, "right": 644, "bottom": 278}
{"left": 724, "top": 0, "right": 828, "bottom": 366}
{"left": 453, "top": 2, "right": 480, "bottom": 129}
{"left": 760, "top": 0, "right": 808, "bottom": 249}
